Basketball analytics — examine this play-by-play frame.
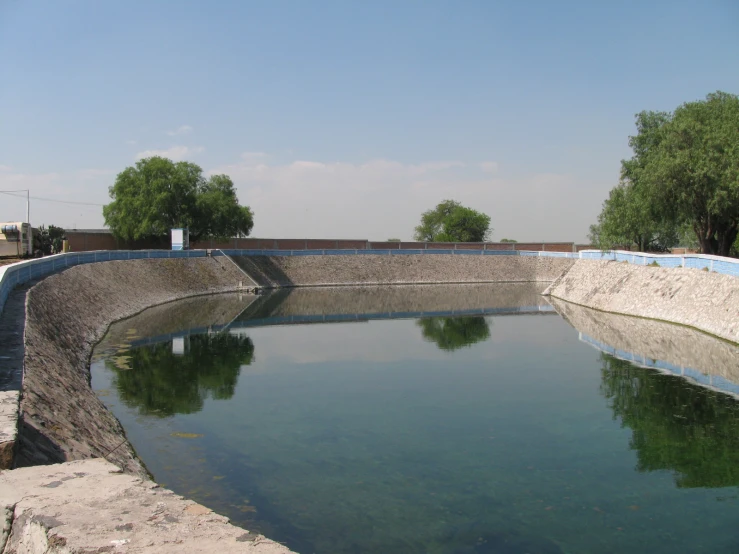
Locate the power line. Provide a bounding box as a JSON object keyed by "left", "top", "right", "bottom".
{"left": 0, "top": 190, "right": 104, "bottom": 207}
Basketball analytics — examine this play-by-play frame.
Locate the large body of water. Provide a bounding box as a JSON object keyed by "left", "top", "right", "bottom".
{"left": 91, "top": 285, "right": 739, "bottom": 553}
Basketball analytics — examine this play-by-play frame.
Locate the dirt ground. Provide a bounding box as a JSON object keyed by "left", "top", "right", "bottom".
{"left": 0, "top": 257, "right": 22, "bottom": 267}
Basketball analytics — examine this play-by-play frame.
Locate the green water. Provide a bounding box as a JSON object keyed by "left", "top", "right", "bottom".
{"left": 91, "top": 291, "right": 739, "bottom": 553}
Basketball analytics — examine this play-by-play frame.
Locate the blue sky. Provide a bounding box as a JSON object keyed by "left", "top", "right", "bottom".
{"left": 1, "top": 1, "right": 737, "bottom": 241}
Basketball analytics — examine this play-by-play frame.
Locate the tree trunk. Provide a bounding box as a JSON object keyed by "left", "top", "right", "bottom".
{"left": 717, "top": 224, "right": 738, "bottom": 257}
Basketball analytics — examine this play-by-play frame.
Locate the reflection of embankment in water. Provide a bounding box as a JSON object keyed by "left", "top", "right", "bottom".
{"left": 95, "top": 293, "right": 258, "bottom": 359}
{"left": 98, "top": 284, "right": 555, "bottom": 353}
{"left": 233, "top": 282, "right": 554, "bottom": 327}
{"left": 550, "top": 298, "right": 739, "bottom": 396}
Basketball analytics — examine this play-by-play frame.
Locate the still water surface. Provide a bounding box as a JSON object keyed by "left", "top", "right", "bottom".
{"left": 91, "top": 287, "right": 739, "bottom": 553}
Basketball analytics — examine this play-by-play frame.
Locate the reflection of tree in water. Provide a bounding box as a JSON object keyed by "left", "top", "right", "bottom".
{"left": 599, "top": 353, "right": 739, "bottom": 488}
{"left": 108, "top": 333, "right": 254, "bottom": 417}
{"left": 417, "top": 316, "right": 491, "bottom": 351}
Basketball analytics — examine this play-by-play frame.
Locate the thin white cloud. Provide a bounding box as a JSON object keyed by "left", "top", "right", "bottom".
{"left": 0, "top": 164, "right": 11, "bottom": 171}
{"left": 207, "top": 155, "right": 598, "bottom": 242}
{"left": 165, "top": 125, "right": 193, "bottom": 136}
{"left": 240, "top": 151, "right": 267, "bottom": 161}
{"left": 135, "top": 146, "right": 204, "bottom": 162}
{"left": 76, "top": 169, "right": 116, "bottom": 180}
{"left": 479, "top": 161, "right": 499, "bottom": 173}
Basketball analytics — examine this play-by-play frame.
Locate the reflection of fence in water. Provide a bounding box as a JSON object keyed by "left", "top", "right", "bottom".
{"left": 579, "top": 332, "right": 739, "bottom": 398}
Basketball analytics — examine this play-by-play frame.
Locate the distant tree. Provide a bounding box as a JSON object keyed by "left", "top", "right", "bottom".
{"left": 414, "top": 200, "right": 492, "bottom": 242}
{"left": 33, "top": 225, "right": 66, "bottom": 255}
{"left": 103, "top": 157, "right": 253, "bottom": 241}
{"left": 500, "top": 238, "right": 517, "bottom": 243}
{"left": 387, "top": 238, "right": 401, "bottom": 242}
{"left": 417, "top": 316, "right": 491, "bottom": 351}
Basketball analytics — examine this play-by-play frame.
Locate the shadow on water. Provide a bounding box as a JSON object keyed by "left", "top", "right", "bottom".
{"left": 600, "top": 352, "right": 739, "bottom": 488}
{"left": 108, "top": 333, "right": 254, "bottom": 417}
{"left": 417, "top": 316, "right": 492, "bottom": 351}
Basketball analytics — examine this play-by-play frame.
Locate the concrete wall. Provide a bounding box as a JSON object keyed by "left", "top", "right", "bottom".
{"left": 230, "top": 254, "right": 576, "bottom": 288}
{"left": 545, "top": 259, "right": 739, "bottom": 344}
{"left": 17, "top": 257, "right": 245, "bottom": 474}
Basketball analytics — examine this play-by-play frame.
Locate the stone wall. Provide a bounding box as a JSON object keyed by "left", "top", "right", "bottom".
{"left": 545, "top": 259, "right": 739, "bottom": 344}
{"left": 18, "top": 257, "right": 245, "bottom": 475}
{"left": 231, "top": 254, "right": 576, "bottom": 288}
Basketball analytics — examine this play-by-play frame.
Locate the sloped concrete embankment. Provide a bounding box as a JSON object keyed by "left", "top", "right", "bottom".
{"left": 231, "top": 254, "right": 575, "bottom": 287}
{"left": 545, "top": 259, "right": 739, "bottom": 344}
{"left": 18, "top": 257, "right": 245, "bottom": 475}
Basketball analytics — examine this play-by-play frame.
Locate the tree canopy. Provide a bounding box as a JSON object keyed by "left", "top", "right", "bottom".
{"left": 414, "top": 200, "right": 492, "bottom": 242}
{"left": 33, "top": 225, "right": 66, "bottom": 255}
{"left": 590, "top": 92, "right": 739, "bottom": 255}
{"left": 103, "top": 156, "right": 253, "bottom": 241}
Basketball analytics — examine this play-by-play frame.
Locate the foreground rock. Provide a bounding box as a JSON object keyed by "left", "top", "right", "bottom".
{"left": 0, "top": 458, "right": 294, "bottom": 553}
{"left": 0, "top": 392, "right": 18, "bottom": 470}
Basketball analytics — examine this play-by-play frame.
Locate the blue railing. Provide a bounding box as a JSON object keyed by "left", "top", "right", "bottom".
{"left": 578, "top": 250, "right": 739, "bottom": 277}
{"left": 0, "top": 250, "right": 207, "bottom": 316}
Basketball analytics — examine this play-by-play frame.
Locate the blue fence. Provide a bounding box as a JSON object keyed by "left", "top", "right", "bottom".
{"left": 0, "top": 250, "right": 207, "bottom": 317}
{"left": 2, "top": 247, "right": 738, "bottom": 319}
{"left": 579, "top": 249, "right": 739, "bottom": 277}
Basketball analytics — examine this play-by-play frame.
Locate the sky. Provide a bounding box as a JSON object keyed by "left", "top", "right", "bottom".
{"left": 1, "top": 1, "right": 738, "bottom": 242}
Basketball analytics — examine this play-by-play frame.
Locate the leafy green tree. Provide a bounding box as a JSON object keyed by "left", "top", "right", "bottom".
{"left": 414, "top": 200, "right": 492, "bottom": 242}
{"left": 103, "top": 156, "right": 253, "bottom": 241}
{"left": 588, "top": 182, "right": 678, "bottom": 252}
{"left": 499, "top": 238, "right": 517, "bottom": 243}
{"left": 417, "top": 316, "right": 491, "bottom": 351}
{"left": 590, "top": 111, "right": 679, "bottom": 252}
{"left": 593, "top": 92, "right": 739, "bottom": 255}
{"left": 643, "top": 92, "right": 739, "bottom": 255}
{"left": 599, "top": 353, "right": 739, "bottom": 488}
{"left": 33, "top": 225, "right": 66, "bottom": 255}
{"left": 108, "top": 333, "right": 254, "bottom": 417}
{"left": 386, "top": 238, "right": 401, "bottom": 242}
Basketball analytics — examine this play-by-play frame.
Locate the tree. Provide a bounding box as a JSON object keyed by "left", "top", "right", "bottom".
{"left": 643, "top": 92, "right": 739, "bottom": 256}
{"left": 414, "top": 200, "right": 492, "bottom": 242}
{"left": 590, "top": 111, "right": 679, "bottom": 252}
{"left": 33, "top": 225, "right": 66, "bottom": 255}
{"left": 592, "top": 92, "right": 739, "bottom": 256}
{"left": 103, "top": 156, "right": 254, "bottom": 241}
{"left": 588, "top": 181, "right": 678, "bottom": 252}
{"left": 387, "top": 238, "right": 401, "bottom": 242}
{"left": 500, "top": 238, "right": 517, "bottom": 243}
